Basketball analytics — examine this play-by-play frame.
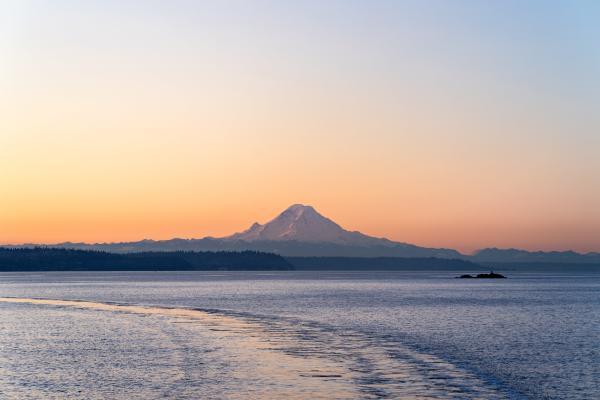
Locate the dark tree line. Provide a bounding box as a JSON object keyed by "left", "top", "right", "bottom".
{"left": 0, "top": 248, "right": 293, "bottom": 271}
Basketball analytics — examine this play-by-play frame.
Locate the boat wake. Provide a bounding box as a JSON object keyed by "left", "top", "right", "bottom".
{"left": 0, "top": 297, "right": 518, "bottom": 399}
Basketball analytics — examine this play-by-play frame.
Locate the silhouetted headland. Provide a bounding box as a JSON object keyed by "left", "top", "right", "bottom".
{"left": 0, "top": 248, "right": 486, "bottom": 272}
{"left": 0, "top": 248, "right": 292, "bottom": 271}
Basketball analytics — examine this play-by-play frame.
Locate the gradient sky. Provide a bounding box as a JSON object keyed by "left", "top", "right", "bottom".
{"left": 1, "top": 1, "right": 599, "bottom": 253}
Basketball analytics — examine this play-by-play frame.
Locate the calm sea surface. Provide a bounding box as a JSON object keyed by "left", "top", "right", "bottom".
{"left": 1, "top": 271, "right": 598, "bottom": 399}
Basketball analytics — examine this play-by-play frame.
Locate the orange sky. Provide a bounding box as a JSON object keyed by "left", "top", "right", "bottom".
{"left": 1, "top": 2, "right": 599, "bottom": 253}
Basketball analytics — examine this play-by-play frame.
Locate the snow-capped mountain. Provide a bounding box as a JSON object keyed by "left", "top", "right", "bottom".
{"left": 224, "top": 204, "right": 385, "bottom": 245}
{"left": 217, "top": 204, "right": 460, "bottom": 257}
{"left": 7, "top": 204, "right": 462, "bottom": 258}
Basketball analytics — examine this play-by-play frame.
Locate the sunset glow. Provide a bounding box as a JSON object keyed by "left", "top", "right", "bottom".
{"left": 2, "top": 1, "right": 599, "bottom": 253}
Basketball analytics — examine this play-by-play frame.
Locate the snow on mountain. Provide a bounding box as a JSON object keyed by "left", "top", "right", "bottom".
{"left": 224, "top": 204, "right": 393, "bottom": 246}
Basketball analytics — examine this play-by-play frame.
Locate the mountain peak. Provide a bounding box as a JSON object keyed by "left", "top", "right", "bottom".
{"left": 286, "top": 203, "right": 312, "bottom": 210}
{"left": 279, "top": 204, "right": 319, "bottom": 219}
{"left": 222, "top": 204, "right": 459, "bottom": 258}
{"left": 225, "top": 204, "right": 365, "bottom": 244}
{"left": 281, "top": 203, "right": 317, "bottom": 214}
{"left": 285, "top": 203, "right": 315, "bottom": 211}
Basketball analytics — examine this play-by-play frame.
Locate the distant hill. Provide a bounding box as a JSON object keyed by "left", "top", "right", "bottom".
{"left": 0, "top": 248, "right": 292, "bottom": 271}
{"left": 471, "top": 248, "right": 600, "bottom": 264}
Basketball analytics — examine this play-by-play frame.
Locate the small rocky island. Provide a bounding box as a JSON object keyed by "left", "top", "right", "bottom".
{"left": 457, "top": 271, "right": 507, "bottom": 279}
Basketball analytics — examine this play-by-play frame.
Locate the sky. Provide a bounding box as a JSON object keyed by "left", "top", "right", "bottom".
{"left": 1, "top": 0, "right": 599, "bottom": 253}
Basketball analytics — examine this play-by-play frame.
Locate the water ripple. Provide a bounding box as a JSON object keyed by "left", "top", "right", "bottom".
{"left": 0, "top": 297, "right": 518, "bottom": 399}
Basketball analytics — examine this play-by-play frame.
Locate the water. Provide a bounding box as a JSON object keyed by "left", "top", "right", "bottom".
{"left": 1, "top": 271, "right": 598, "bottom": 399}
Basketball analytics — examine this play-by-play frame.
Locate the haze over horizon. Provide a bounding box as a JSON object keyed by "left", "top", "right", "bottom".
{"left": 2, "top": 1, "right": 599, "bottom": 253}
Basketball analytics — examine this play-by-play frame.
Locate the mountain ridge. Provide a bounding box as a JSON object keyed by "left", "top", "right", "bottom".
{"left": 3, "top": 204, "right": 598, "bottom": 263}
{"left": 471, "top": 247, "right": 600, "bottom": 264}
{"left": 4, "top": 204, "right": 460, "bottom": 258}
